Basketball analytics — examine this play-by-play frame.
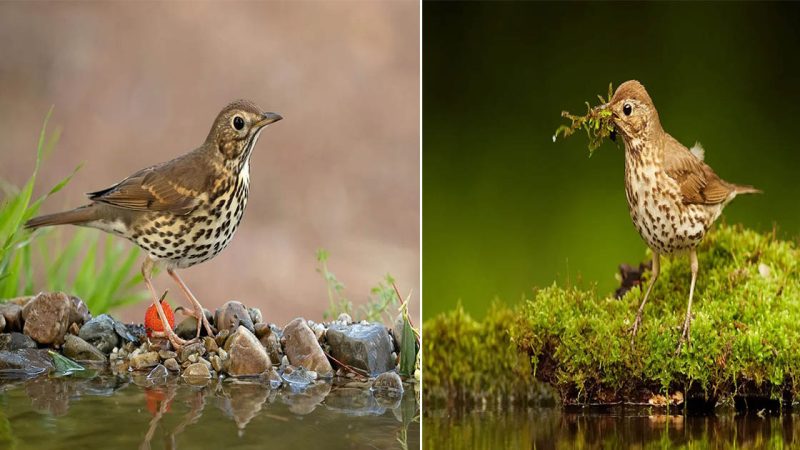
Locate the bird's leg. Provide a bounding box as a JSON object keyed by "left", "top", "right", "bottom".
{"left": 631, "top": 252, "right": 660, "bottom": 347}
{"left": 142, "top": 258, "right": 187, "bottom": 349}
{"left": 677, "top": 249, "right": 699, "bottom": 354}
{"left": 167, "top": 269, "right": 215, "bottom": 338}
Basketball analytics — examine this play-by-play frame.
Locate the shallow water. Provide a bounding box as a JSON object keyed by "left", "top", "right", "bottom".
{"left": 0, "top": 372, "right": 419, "bottom": 449}
{"left": 424, "top": 407, "right": 800, "bottom": 449}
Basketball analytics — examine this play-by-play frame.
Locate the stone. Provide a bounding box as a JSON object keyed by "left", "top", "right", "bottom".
{"left": 0, "top": 314, "right": 4, "bottom": 333}
{"left": 79, "top": 315, "right": 121, "bottom": 354}
{"left": 164, "top": 358, "right": 180, "bottom": 372}
{"left": 158, "top": 350, "right": 177, "bottom": 360}
{"left": 203, "top": 336, "right": 218, "bottom": 353}
{"left": 282, "top": 318, "right": 333, "bottom": 377}
{"left": 67, "top": 296, "right": 91, "bottom": 328}
{"left": 326, "top": 322, "right": 395, "bottom": 376}
{"left": 22, "top": 292, "right": 71, "bottom": 345}
{"left": 248, "top": 307, "right": 263, "bottom": 325}
{"left": 175, "top": 316, "right": 198, "bottom": 340}
{"left": 253, "top": 322, "right": 270, "bottom": 339}
{"left": 372, "top": 371, "right": 404, "bottom": 397}
{"left": 0, "top": 303, "right": 23, "bottom": 332}
{"left": 129, "top": 351, "right": 160, "bottom": 370}
{"left": 0, "top": 348, "right": 53, "bottom": 375}
{"left": 258, "top": 326, "right": 282, "bottom": 366}
{"left": 0, "top": 332, "right": 37, "bottom": 351}
{"left": 223, "top": 325, "right": 270, "bottom": 377}
{"left": 337, "top": 313, "right": 352, "bottom": 324}
{"left": 177, "top": 342, "right": 205, "bottom": 364}
{"left": 215, "top": 301, "right": 254, "bottom": 334}
{"left": 183, "top": 362, "right": 211, "bottom": 378}
{"left": 62, "top": 334, "right": 106, "bottom": 362}
{"left": 215, "top": 329, "right": 230, "bottom": 348}
{"left": 281, "top": 366, "right": 317, "bottom": 387}
{"left": 210, "top": 354, "right": 223, "bottom": 372}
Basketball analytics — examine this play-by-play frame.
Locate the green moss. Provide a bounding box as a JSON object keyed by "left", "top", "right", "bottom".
{"left": 424, "top": 224, "right": 800, "bottom": 407}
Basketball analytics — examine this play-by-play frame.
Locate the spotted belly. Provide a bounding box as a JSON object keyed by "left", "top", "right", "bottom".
{"left": 624, "top": 168, "right": 710, "bottom": 255}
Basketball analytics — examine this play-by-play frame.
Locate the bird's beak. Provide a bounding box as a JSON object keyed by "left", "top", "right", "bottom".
{"left": 257, "top": 112, "right": 283, "bottom": 127}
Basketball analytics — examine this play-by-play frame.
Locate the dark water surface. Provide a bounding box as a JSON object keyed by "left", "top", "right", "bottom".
{"left": 425, "top": 407, "right": 798, "bottom": 449}
{"left": 0, "top": 372, "right": 419, "bottom": 449}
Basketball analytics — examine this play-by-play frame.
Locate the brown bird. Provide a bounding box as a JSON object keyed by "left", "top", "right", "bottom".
{"left": 607, "top": 80, "right": 759, "bottom": 352}
{"left": 25, "top": 100, "right": 282, "bottom": 349}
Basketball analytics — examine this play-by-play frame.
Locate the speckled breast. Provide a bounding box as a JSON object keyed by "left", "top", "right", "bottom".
{"left": 624, "top": 152, "right": 709, "bottom": 255}
{"left": 130, "top": 168, "right": 250, "bottom": 269}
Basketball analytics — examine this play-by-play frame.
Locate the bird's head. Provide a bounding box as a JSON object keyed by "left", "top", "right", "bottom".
{"left": 609, "top": 80, "right": 661, "bottom": 143}
{"left": 206, "top": 100, "right": 282, "bottom": 164}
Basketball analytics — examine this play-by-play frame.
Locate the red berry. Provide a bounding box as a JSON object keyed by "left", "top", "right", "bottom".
{"left": 145, "top": 300, "right": 175, "bottom": 337}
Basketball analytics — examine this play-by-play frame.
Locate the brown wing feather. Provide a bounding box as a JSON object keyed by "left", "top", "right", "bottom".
{"left": 87, "top": 150, "right": 212, "bottom": 215}
{"left": 661, "top": 134, "right": 733, "bottom": 205}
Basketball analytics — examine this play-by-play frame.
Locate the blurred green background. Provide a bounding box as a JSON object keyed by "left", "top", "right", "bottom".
{"left": 423, "top": 2, "right": 800, "bottom": 320}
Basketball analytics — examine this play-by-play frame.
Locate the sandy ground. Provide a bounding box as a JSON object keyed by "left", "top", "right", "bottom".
{"left": 0, "top": 2, "right": 419, "bottom": 326}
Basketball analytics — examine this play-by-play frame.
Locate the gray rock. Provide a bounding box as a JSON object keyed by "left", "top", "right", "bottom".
{"left": 337, "top": 313, "right": 352, "bottom": 324}
{"left": 0, "top": 303, "right": 23, "bottom": 332}
{"left": 0, "top": 348, "right": 53, "bottom": 375}
{"left": 67, "top": 296, "right": 91, "bottom": 328}
{"left": 79, "top": 315, "right": 120, "bottom": 354}
{"left": 0, "top": 332, "right": 37, "bottom": 351}
{"left": 129, "top": 351, "right": 160, "bottom": 370}
{"left": 248, "top": 307, "right": 263, "bottom": 325}
{"left": 177, "top": 342, "right": 205, "bottom": 364}
{"left": 183, "top": 362, "right": 211, "bottom": 378}
{"left": 224, "top": 325, "right": 270, "bottom": 377}
{"left": 326, "top": 322, "right": 395, "bottom": 376}
{"left": 282, "top": 318, "right": 332, "bottom": 377}
{"left": 215, "top": 301, "right": 254, "bottom": 334}
{"left": 164, "top": 358, "right": 180, "bottom": 372}
{"left": 372, "top": 371, "right": 404, "bottom": 397}
{"left": 62, "top": 334, "right": 106, "bottom": 362}
{"left": 22, "top": 292, "right": 71, "bottom": 345}
{"left": 175, "top": 316, "right": 198, "bottom": 340}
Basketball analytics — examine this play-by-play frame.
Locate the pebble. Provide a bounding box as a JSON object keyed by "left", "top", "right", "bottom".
{"left": 248, "top": 307, "right": 263, "bottom": 325}
{"left": 175, "top": 316, "right": 198, "bottom": 340}
{"left": 0, "top": 303, "right": 23, "bottom": 332}
{"left": 177, "top": 342, "right": 205, "bottom": 363}
{"left": 67, "top": 295, "right": 91, "bottom": 328}
{"left": 129, "top": 351, "right": 160, "bottom": 370}
{"left": 158, "top": 350, "right": 177, "bottom": 360}
{"left": 326, "top": 322, "right": 395, "bottom": 376}
{"left": 79, "top": 314, "right": 121, "bottom": 354}
{"left": 203, "top": 336, "right": 218, "bottom": 353}
{"left": 22, "top": 292, "right": 71, "bottom": 345}
{"left": 0, "top": 332, "right": 37, "bottom": 351}
{"left": 164, "top": 358, "right": 180, "bottom": 372}
{"left": 210, "top": 354, "right": 223, "bottom": 372}
{"left": 183, "top": 362, "right": 211, "bottom": 379}
{"left": 337, "top": 313, "right": 352, "bottom": 324}
{"left": 282, "top": 318, "right": 333, "bottom": 377}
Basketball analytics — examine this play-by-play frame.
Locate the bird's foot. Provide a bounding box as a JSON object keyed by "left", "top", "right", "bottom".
{"left": 628, "top": 312, "right": 644, "bottom": 349}
{"left": 675, "top": 315, "right": 692, "bottom": 355}
{"left": 151, "top": 329, "right": 190, "bottom": 350}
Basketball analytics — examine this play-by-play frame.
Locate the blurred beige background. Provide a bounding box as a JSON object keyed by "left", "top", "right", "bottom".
{"left": 0, "top": 2, "right": 419, "bottom": 325}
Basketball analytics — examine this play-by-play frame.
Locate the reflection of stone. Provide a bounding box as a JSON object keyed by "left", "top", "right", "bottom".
{"left": 25, "top": 376, "right": 76, "bottom": 416}
{"left": 219, "top": 382, "right": 269, "bottom": 431}
{"left": 325, "top": 386, "right": 388, "bottom": 416}
{"left": 282, "top": 381, "right": 331, "bottom": 415}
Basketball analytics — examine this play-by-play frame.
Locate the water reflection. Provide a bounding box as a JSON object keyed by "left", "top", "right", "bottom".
{"left": 425, "top": 408, "right": 800, "bottom": 449}
{"left": 0, "top": 372, "right": 419, "bottom": 449}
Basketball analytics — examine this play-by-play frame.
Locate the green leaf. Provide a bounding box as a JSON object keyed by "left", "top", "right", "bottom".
{"left": 399, "top": 312, "right": 416, "bottom": 378}
{"left": 49, "top": 350, "right": 85, "bottom": 376}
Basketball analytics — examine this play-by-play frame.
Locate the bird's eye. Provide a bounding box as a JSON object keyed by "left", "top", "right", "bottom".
{"left": 233, "top": 116, "right": 245, "bottom": 130}
{"left": 623, "top": 103, "right": 632, "bottom": 116}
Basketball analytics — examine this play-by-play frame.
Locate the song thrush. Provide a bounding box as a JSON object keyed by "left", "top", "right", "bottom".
{"left": 607, "top": 80, "right": 759, "bottom": 352}
{"left": 25, "top": 100, "right": 282, "bottom": 349}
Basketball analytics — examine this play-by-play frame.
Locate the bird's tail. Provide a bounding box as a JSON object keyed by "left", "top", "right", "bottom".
{"left": 25, "top": 205, "right": 98, "bottom": 229}
{"left": 732, "top": 184, "right": 762, "bottom": 196}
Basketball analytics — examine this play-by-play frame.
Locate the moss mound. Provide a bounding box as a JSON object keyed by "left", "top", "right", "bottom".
{"left": 423, "top": 224, "right": 800, "bottom": 408}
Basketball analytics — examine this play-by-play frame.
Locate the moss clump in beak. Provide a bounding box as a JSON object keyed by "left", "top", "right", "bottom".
{"left": 553, "top": 82, "right": 616, "bottom": 155}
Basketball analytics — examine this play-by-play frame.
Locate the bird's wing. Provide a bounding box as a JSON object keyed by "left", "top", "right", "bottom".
{"left": 86, "top": 152, "right": 209, "bottom": 215}
{"left": 661, "top": 135, "right": 733, "bottom": 205}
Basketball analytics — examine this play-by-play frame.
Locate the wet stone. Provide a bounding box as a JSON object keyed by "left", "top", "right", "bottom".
{"left": 215, "top": 301, "right": 254, "bottom": 334}
{"left": 62, "top": 334, "right": 106, "bottom": 362}
{"left": 158, "top": 350, "right": 177, "bottom": 360}
{"left": 0, "top": 332, "right": 37, "bottom": 351}
{"left": 224, "top": 325, "right": 270, "bottom": 377}
{"left": 0, "top": 348, "right": 53, "bottom": 374}
{"left": 67, "top": 295, "right": 91, "bottom": 328}
{"left": 282, "top": 318, "right": 333, "bottom": 377}
{"left": 326, "top": 322, "right": 395, "bottom": 377}
{"left": 129, "top": 351, "right": 160, "bottom": 370}
{"left": 22, "top": 292, "right": 71, "bottom": 346}
{"left": 79, "top": 315, "right": 121, "bottom": 354}
{"left": 183, "top": 362, "right": 211, "bottom": 379}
